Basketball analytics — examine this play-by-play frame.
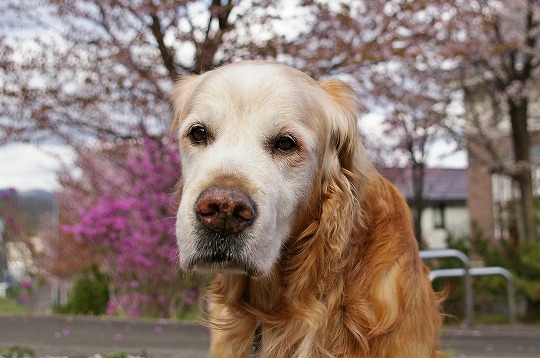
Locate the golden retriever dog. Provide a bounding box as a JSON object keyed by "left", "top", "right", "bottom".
{"left": 173, "top": 61, "right": 444, "bottom": 358}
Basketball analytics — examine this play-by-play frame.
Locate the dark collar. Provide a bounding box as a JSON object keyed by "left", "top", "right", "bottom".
{"left": 251, "top": 324, "right": 262, "bottom": 357}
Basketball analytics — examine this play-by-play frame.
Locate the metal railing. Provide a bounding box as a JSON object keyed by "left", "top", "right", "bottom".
{"left": 429, "top": 266, "right": 516, "bottom": 325}
{"left": 420, "top": 249, "right": 474, "bottom": 327}
{"left": 420, "top": 249, "right": 517, "bottom": 327}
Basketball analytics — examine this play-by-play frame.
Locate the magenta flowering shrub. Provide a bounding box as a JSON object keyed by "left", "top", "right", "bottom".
{"left": 66, "top": 136, "right": 189, "bottom": 318}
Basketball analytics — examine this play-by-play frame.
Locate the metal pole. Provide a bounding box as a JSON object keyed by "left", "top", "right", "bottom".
{"left": 507, "top": 274, "right": 516, "bottom": 325}
{"left": 420, "top": 249, "right": 474, "bottom": 328}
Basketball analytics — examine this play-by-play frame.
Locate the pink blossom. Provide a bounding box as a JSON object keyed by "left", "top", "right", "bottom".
{"left": 106, "top": 300, "right": 117, "bottom": 315}
{"left": 21, "top": 279, "right": 32, "bottom": 290}
{"left": 113, "top": 333, "right": 124, "bottom": 341}
{"left": 183, "top": 289, "right": 199, "bottom": 306}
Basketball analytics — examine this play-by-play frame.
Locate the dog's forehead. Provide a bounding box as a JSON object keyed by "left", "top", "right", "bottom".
{"left": 210, "top": 62, "right": 316, "bottom": 94}
{"left": 204, "top": 66, "right": 306, "bottom": 104}
{"left": 190, "top": 63, "right": 324, "bottom": 123}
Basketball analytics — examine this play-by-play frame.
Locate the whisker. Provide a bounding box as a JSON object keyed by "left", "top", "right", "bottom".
{"left": 154, "top": 216, "right": 176, "bottom": 224}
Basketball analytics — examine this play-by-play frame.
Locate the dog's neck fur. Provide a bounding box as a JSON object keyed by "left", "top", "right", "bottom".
{"left": 208, "top": 176, "right": 370, "bottom": 357}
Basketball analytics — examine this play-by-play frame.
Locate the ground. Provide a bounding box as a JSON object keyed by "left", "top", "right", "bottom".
{"left": 1, "top": 315, "right": 539, "bottom": 358}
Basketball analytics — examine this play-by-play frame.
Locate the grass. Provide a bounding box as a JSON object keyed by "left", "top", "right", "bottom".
{"left": 444, "top": 348, "right": 460, "bottom": 357}
{"left": 0, "top": 298, "right": 26, "bottom": 314}
{"left": 177, "top": 305, "right": 200, "bottom": 321}
{"left": 474, "top": 312, "right": 511, "bottom": 324}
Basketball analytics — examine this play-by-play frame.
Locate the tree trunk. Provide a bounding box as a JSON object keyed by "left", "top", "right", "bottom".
{"left": 509, "top": 98, "right": 537, "bottom": 244}
{"left": 411, "top": 163, "right": 425, "bottom": 249}
{"left": 412, "top": 206, "right": 424, "bottom": 250}
{"left": 0, "top": 240, "right": 8, "bottom": 282}
{"left": 193, "top": 0, "right": 233, "bottom": 74}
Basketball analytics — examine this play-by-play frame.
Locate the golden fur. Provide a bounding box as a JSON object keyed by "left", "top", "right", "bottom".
{"left": 173, "top": 61, "right": 444, "bottom": 357}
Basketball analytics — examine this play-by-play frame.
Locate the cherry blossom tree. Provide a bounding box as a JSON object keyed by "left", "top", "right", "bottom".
{"left": 372, "top": 61, "right": 457, "bottom": 248}
{"left": 0, "top": 0, "right": 289, "bottom": 145}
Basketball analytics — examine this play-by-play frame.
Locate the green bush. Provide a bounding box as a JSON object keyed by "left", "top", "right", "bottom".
{"left": 101, "top": 353, "right": 128, "bottom": 358}
{"left": 0, "top": 346, "right": 35, "bottom": 358}
{"left": 54, "top": 265, "right": 110, "bottom": 315}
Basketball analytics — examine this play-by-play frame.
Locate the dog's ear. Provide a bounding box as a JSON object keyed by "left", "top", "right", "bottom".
{"left": 171, "top": 73, "right": 207, "bottom": 130}
{"left": 317, "top": 79, "right": 373, "bottom": 254}
{"left": 286, "top": 80, "right": 373, "bottom": 302}
{"left": 319, "top": 79, "right": 362, "bottom": 171}
{"left": 170, "top": 73, "right": 207, "bottom": 203}
{"left": 318, "top": 78, "right": 372, "bottom": 207}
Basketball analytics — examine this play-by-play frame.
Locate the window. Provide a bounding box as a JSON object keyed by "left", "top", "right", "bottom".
{"left": 433, "top": 204, "right": 445, "bottom": 229}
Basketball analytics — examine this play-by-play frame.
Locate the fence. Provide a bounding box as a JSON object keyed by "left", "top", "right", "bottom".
{"left": 420, "top": 249, "right": 516, "bottom": 327}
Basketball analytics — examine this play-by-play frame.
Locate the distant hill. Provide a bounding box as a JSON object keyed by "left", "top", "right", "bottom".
{"left": 0, "top": 189, "right": 55, "bottom": 233}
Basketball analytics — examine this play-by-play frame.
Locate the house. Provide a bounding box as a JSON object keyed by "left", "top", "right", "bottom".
{"left": 467, "top": 132, "right": 540, "bottom": 244}
{"left": 380, "top": 167, "right": 469, "bottom": 249}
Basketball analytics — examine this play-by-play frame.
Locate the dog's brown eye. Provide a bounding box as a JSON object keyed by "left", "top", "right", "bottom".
{"left": 274, "top": 135, "right": 297, "bottom": 152}
{"left": 188, "top": 125, "right": 208, "bottom": 144}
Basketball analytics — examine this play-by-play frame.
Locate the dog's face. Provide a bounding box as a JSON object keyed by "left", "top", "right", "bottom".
{"left": 173, "top": 62, "right": 362, "bottom": 277}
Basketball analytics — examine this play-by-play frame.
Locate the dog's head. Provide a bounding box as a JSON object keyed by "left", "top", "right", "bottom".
{"left": 173, "top": 61, "right": 370, "bottom": 277}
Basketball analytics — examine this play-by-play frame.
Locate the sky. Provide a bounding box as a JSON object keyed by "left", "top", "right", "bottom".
{"left": 360, "top": 112, "right": 468, "bottom": 169}
{"left": 0, "top": 143, "right": 75, "bottom": 192}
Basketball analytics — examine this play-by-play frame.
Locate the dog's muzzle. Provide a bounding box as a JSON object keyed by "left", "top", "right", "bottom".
{"left": 183, "top": 186, "right": 260, "bottom": 276}
{"left": 195, "top": 186, "right": 256, "bottom": 235}
{"left": 185, "top": 186, "right": 259, "bottom": 274}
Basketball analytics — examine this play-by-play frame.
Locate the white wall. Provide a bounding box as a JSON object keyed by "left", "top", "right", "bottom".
{"left": 422, "top": 204, "right": 469, "bottom": 249}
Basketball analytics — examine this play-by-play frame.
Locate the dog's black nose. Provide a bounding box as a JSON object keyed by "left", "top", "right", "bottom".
{"left": 195, "top": 186, "right": 255, "bottom": 235}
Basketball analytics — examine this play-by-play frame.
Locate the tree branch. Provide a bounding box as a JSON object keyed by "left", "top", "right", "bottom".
{"left": 92, "top": 0, "right": 161, "bottom": 93}
{"left": 149, "top": 12, "right": 178, "bottom": 81}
